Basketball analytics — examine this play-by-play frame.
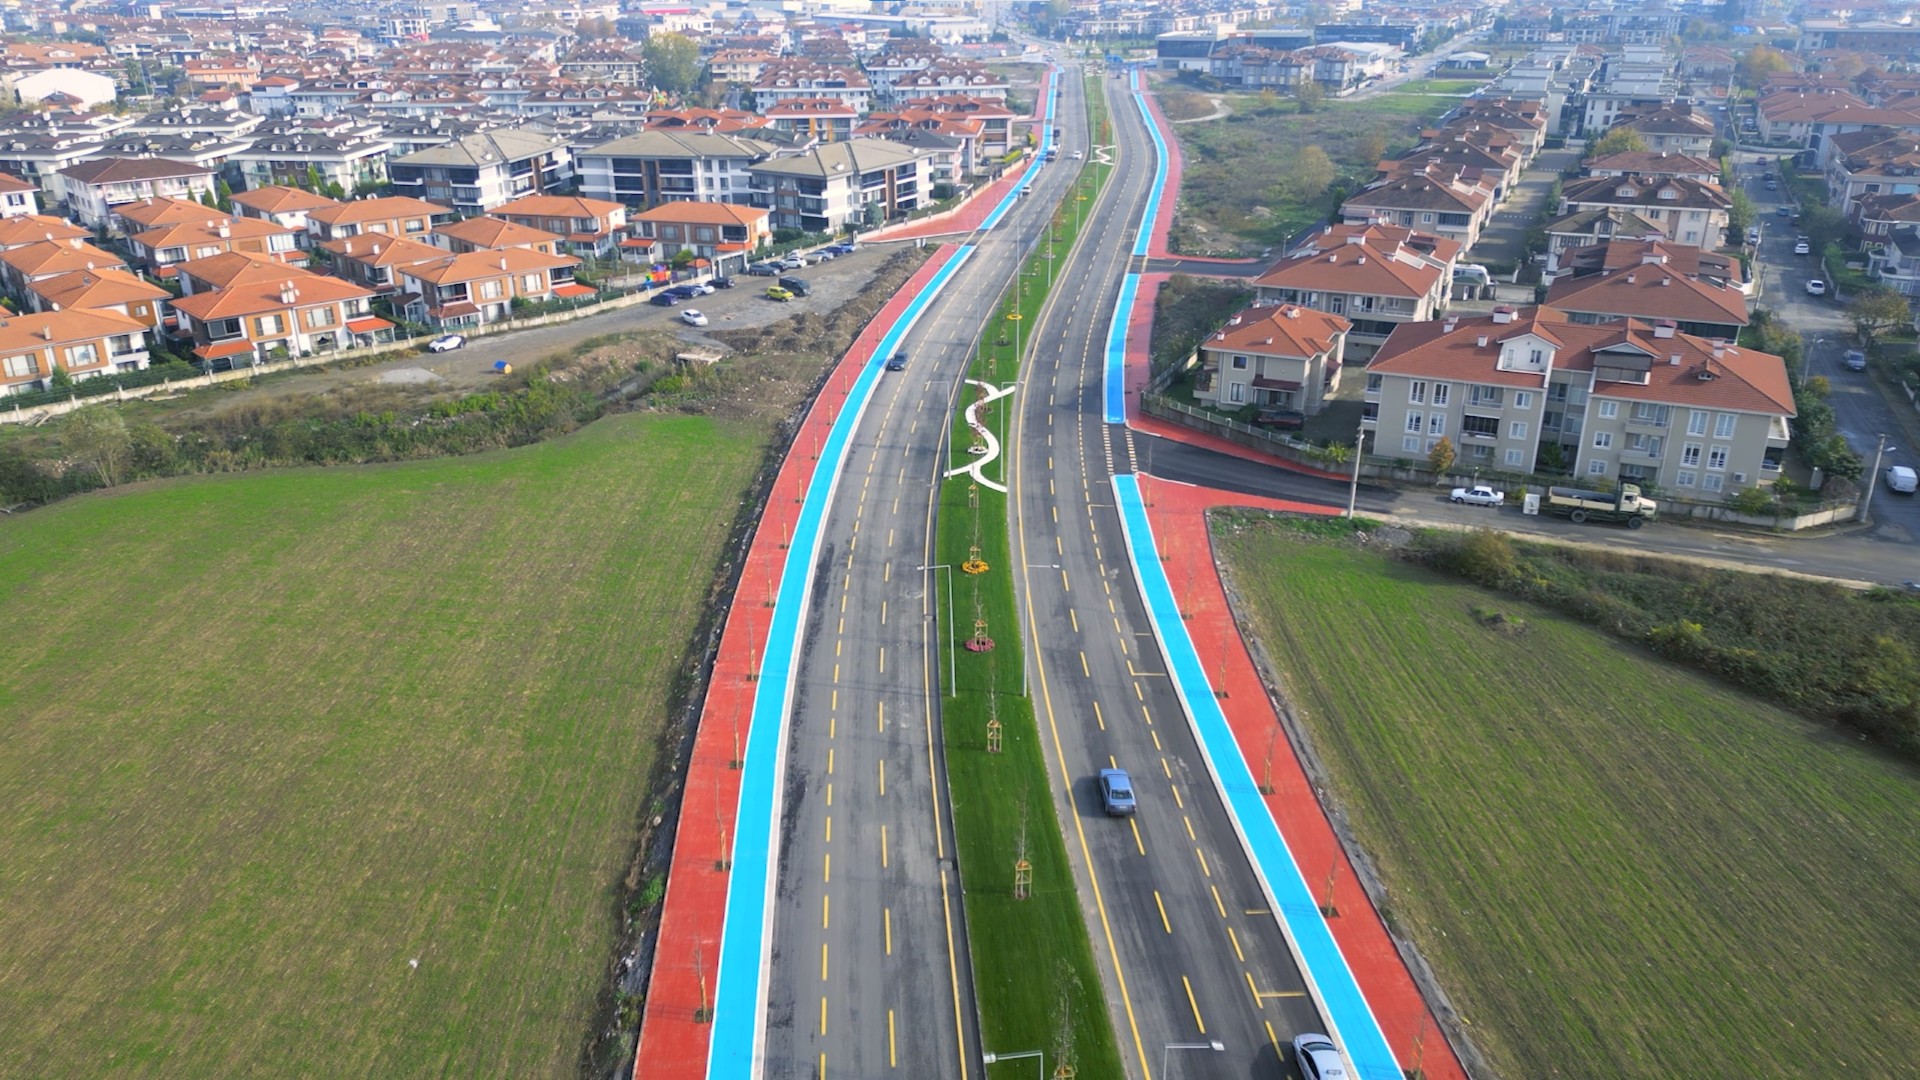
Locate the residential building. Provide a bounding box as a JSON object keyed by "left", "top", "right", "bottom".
{"left": 170, "top": 253, "right": 389, "bottom": 365}
{"left": 113, "top": 196, "right": 229, "bottom": 237}
{"left": 317, "top": 234, "right": 449, "bottom": 295}
{"left": 22, "top": 267, "right": 170, "bottom": 331}
{"left": 0, "top": 309, "right": 152, "bottom": 395}
{"left": 1544, "top": 207, "right": 1668, "bottom": 255}
{"left": 1194, "top": 303, "right": 1351, "bottom": 414}
{"left": 387, "top": 129, "right": 574, "bottom": 216}
{"left": 306, "top": 197, "right": 454, "bottom": 243}
{"left": 395, "top": 247, "right": 584, "bottom": 329}
{"left": 432, "top": 217, "right": 560, "bottom": 256}
{"left": 229, "top": 127, "right": 394, "bottom": 193}
{"left": 747, "top": 139, "right": 932, "bottom": 234}
{"left": 575, "top": 131, "right": 778, "bottom": 208}
{"left": 1756, "top": 88, "right": 1869, "bottom": 147}
{"left": 490, "top": 193, "right": 626, "bottom": 258}
{"left": 709, "top": 49, "right": 777, "bottom": 86}
{"left": 1867, "top": 224, "right": 1920, "bottom": 296}
{"left": 766, "top": 99, "right": 860, "bottom": 143}
{"left": 0, "top": 238, "right": 127, "bottom": 294}
{"left": 0, "top": 214, "right": 87, "bottom": 251}
{"left": 130, "top": 217, "right": 303, "bottom": 273}
{"left": 897, "top": 96, "right": 1017, "bottom": 158}
{"left": 0, "top": 172, "right": 38, "bottom": 218}
{"left": 58, "top": 158, "right": 219, "bottom": 229}
{"left": 1366, "top": 305, "right": 1795, "bottom": 492}
{"left": 631, "top": 201, "right": 773, "bottom": 273}
{"left": 1252, "top": 223, "right": 1458, "bottom": 356}
{"left": 1544, "top": 239, "right": 1750, "bottom": 340}
{"left": 750, "top": 59, "right": 873, "bottom": 114}
{"left": 230, "top": 185, "right": 342, "bottom": 242}
{"left": 1614, "top": 104, "right": 1716, "bottom": 157}
{"left": 1339, "top": 165, "right": 1498, "bottom": 248}
{"left": 1822, "top": 127, "right": 1920, "bottom": 210}
{"left": 1558, "top": 175, "right": 1730, "bottom": 249}
{"left": 1583, "top": 152, "right": 1721, "bottom": 185}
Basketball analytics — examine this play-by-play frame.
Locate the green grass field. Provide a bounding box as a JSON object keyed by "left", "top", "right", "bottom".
{"left": 1215, "top": 519, "right": 1920, "bottom": 1080}
{"left": 0, "top": 413, "right": 764, "bottom": 1077}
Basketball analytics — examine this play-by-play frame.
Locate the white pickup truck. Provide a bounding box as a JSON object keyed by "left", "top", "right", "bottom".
{"left": 1449, "top": 484, "right": 1505, "bottom": 507}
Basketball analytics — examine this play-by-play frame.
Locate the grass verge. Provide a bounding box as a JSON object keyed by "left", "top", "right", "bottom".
{"left": 0, "top": 413, "right": 764, "bottom": 1078}
{"left": 1214, "top": 514, "right": 1920, "bottom": 1080}
{"left": 934, "top": 77, "right": 1123, "bottom": 1078}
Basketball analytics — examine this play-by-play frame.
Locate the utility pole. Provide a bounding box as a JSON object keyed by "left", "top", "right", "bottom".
{"left": 1346, "top": 424, "right": 1365, "bottom": 518}
{"left": 1860, "top": 433, "right": 1895, "bottom": 525}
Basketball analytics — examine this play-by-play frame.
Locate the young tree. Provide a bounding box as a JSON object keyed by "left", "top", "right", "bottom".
{"left": 63, "top": 407, "right": 132, "bottom": 487}
{"left": 215, "top": 177, "right": 233, "bottom": 211}
{"left": 1727, "top": 190, "right": 1756, "bottom": 237}
{"left": 200, "top": 189, "right": 219, "bottom": 210}
{"left": 1294, "top": 79, "right": 1324, "bottom": 113}
{"left": 1281, "top": 145, "right": 1337, "bottom": 203}
{"left": 643, "top": 32, "right": 702, "bottom": 95}
{"left": 1427, "top": 436, "right": 1456, "bottom": 480}
{"left": 1846, "top": 287, "right": 1910, "bottom": 346}
{"left": 1585, "top": 126, "right": 1647, "bottom": 159}
{"left": 1738, "top": 45, "right": 1792, "bottom": 88}
{"left": 1358, "top": 130, "right": 1388, "bottom": 167}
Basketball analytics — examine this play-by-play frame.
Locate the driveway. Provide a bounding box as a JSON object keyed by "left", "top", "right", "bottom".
{"left": 1468, "top": 147, "right": 1580, "bottom": 274}
{"left": 1738, "top": 155, "right": 1920, "bottom": 548}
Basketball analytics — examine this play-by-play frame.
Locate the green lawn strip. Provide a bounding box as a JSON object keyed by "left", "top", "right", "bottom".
{"left": 0, "top": 414, "right": 764, "bottom": 1078}
{"left": 1214, "top": 516, "right": 1920, "bottom": 1080}
{"left": 934, "top": 84, "right": 1124, "bottom": 1079}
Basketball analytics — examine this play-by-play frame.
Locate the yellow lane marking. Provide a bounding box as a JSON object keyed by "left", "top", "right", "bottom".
{"left": 888, "top": 528, "right": 895, "bottom": 546}
{"left": 827, "top": 748, "right": 834, "bottom": 775}
{"left": 1182, "top": 975, "right": 1206, "bottom": 1035}
{"left": 1210, "top": 884, "right": 1227, "bottom": 919}
{"left": 878, "top": 700, "right": 885, "bottom": 732}
{"left": 1195, "top": 848, "right": 1211, "bottom": 877}
{"left": 1246, "top": 972, "right": 1260, "bottom": 1006}
{"left": 1182, "top": 815, "right": 1195, "bottom": 840}
{"left": 881, "top": 600, "right": 888, "bottom": 625}
{"left": 821, "top": 995, "right": 828, "bottom": 1035}
{"left": 1061, "top": 569, "right": 1071, "bottom": 593}
{"left": 824, "top": 854, "right": 831, "bottom": 883}
{"left": 1129, "top": 817, "right": 1145, "bottom": 855}
{"left": 1142, "top": 705, "right": 1152, "bottom": 726}
{"left": 1161, "top": 758, "right": 1172, "bottom": 779}
{"left": 823, "top": 894, "right": 830, "bottom": 929}
{"left": 882, "top": 824, "right": 890, "bottom": 868}
{"left": 880, "top": 646, "right": 886, "bottom": 673}
{"left": 820, "top": 1053, "right": 826, "bottom": 1079}
{"left": 836, "top": 640, "right": 842, "bottom": 658}
{"left": 827, "top": 783, "right": 832, "bottom": 807}
{"left": 1227, "top": 926, "right": 1245, "bottom": 962}
{"left": 1170, "top": 783, "right": 1183, "bottom": 808}
{"left": 1151, "top": 729, "right": 1162, "bottom": 751}
{"left": 879, "top": 759, "right": 887, "bottom": 796}
{"left": 833, "top": 663, "right": 840, "bottom": 683}
{"left": 825, "top": 816, "right": 832, "bottom": 842}
{"left": 822, "top": 943, "right": 829, "bottom": 981}
{"left": 1092, "top": 701, "right": 1105, "bottom": 731}
{"left": 841, "top": 594, "right": 848, "bottom": 613}
{"left": 1079, "top": 652, "right": 1090, "bottom": 678}
{"left": 885, "top": 907, "right": 893, "bottom": 955}
{"left": 885, "top": 561, "right": 891, "bottom": 583}
{"left": 1070, "top": 609, "right": 1080, "bottom": 633}
{"left": 889, "top": 1010, "right": 898, "bottom": 1068}
{"left": 1266, "top": 1021, "right": 1282, "bottom": 1059}
{"left": 1134, "top": 682, "right": 1144, "bottom": 701}
{"left": 1056, "top": 535, "right": 1064, "bottom": 555}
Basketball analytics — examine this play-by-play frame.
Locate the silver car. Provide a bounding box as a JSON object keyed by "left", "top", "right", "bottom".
{"left": 1292, "top": 1034, "right": 1348, "bottom": 1080}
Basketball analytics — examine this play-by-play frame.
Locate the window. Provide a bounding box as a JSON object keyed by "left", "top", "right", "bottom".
{"left": 1597, "top": 400, "right": 1618, "bottom": 419}
{"left": 64, "top": 343, "right": 98, "bottom": 367}
{"left": 1703, "top": 473, "right": 1723, "bottom": 492}
{"left": 1409, "top": 380, "right": 1427, "bottom": 403}
{"left": 1462, "top": 414, "right": 1499, "bottom": 438}
{"left": 1681, "top": 443, "right": 1700, "bottom": 467}
{"left": 523, "top": 274, "right": 542, "bottom": 292}
{"left": 1530, "top": 348, "right": 1544, "bottom": 364}
{"left": 1589, "top": 459, "right": 1609, "bottom": 475}
{"left": 1631, "top": 403, "right": 1670, "bottom": 426}
{"left": 1505, "top": 448, "right": 1525, "bottom": 465}
{"left": 1513, "top": 391, "right": 1532, "bottom": 409}
{"left": 1687, "top": 410, "right": 1707, "bottom": 436}
{"left": 2, "top": 354, "right": 39, "bottom": 377}
{"left": 480, "top": 280, "right": 503, "bottom": 300}
{"left": 1402, "top": 435, "right": 1421, "bottom": 452}
{"left": 1365, "top": 373, "right": 1382, "bottom": 393}
{"left": 1232, "top": 355, "right": 1248, "bottom": 369}
{"left": 1228, "top": 382, "right": 1245, "bottom": 403}
{"left": 1431, "top": 383, "right": 1450, "bottom": 406}
{"left": 1428, "top": 414, "right": 1446, "bottom": 436}
{"left": 306, "top": 307, "right": 335, "bottom": 329}
{"left": 1707, "top": 446, "right": 1728, "bottom": 470}
{"left": 1714, "top": 412, "right": 1736, "bottom": 438}
{"left": 1469, "top": 385, "right": 1504, "bottom": 407}
{"left": 1677, "top": 470, "right": 1696, "bottom": 487}
{"left": 1405, "top": 411, "right": 1424, "bottom": 434}
{"left": 1592, "top": 431, "right": 1613, "bottom": 449}
{"left": 255, "top": 314, "right": 283, "bottom": 336}
{"left": 1510, "top": 421, "right": 1527, "bottom": 440}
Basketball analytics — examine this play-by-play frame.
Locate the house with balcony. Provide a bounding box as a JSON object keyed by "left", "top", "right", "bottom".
{"left": 22, "top": 266, "right": 170, "bottom": 330}
{"left": 575, "top": 131, "right": 779, "bottom": 208}
{"left": 898, "top": 96, "right": 1016, "bottom": 158}
{"left": 490, "top": 193, "right": 626, "bottom": 259}
{"left": 395, "top": 247, "right": 584, "bottom": 329}
{"left": 432, "top": 216, "right": 561, "bottom": 255}
{"left": 1558, "top": 175, "right": 1730, "bottom": 249}
{"left": 1448, "top": 98, "right": 1548, "bottom": 162}
{"left": 766, "top": 99, "right": 859, "bottom": 143}
{"left": 230, "top": 185, "right": 342, "bottom": 244}
{"left": 170, "top": 253, "right": 390, "bottom": 365}
{"left": 1543, "top": 206, "right": 1667, "bottom": 255}
{"left": 1544, "top": 239, "right": 1750, "bottom": 340}
{"left": 1613, "top": 103, "right": 1716, "bottom": 157}
{"left": 750, "top": 59, "right": 872, "bottom": 114}
{"left": 0, "top": 237, "right": 127, "bottom": 294}
{"left": 1194, "top": 303, "right": 1351, "bottom": 414}
{"left": 1584, "top": 151, "right": 1721, "bottom": 185}
{"left": 229, "top": 128, "right": 394, "bottom": 194}
{"left": 58, "top": 157, "right": 218, "bottom": 229}
{"left": 1756, "top": 88, "right": 1868, "bottom": 147}
{"left": 1365, "top": 305, "right": 1796, "bottom": 493}
{"left": 1252, "top": 223, "right": 1457, "bottom": 357}
{"left": 709, "top": 49, "right": 777, "bottom": 86}
{"left": 0, "top": 308, "right": 152, "bottom": 395}
{"left": 112, "top": 195, "right": 228, "bottom": 237}
{"left": 631, "top": 201, "right": 772, "bottom": 273}
{"left": 1340, "top": 165, "right": 1497, "bottom": 249}
{"left": 387, "top": 130, "right": 573, "bottom": 216}
{"left": 129, "top": 217, "right": 302, "bottom": 274}
{"left": 306, "top": 197, "right": 455, "bottom": 243}
{"left": 1867, "top": 224, "right": 1920, "bottom": 296}
{"left": 1822, "top": 127, "right": 1920, "bottom": 211}
{"left": 317, "top": 234, "right": 449, "bottom": 295}
{"left": 748, "top": 139, "right": 932, "bottom": 234}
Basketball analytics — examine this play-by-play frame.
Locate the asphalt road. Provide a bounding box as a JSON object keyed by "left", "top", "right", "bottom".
{"left": 1007, "top": 73, "right": 1324, "bottom": 1080}
{"left": 759, "top": 73, "right": 1090, "bottom": 1079}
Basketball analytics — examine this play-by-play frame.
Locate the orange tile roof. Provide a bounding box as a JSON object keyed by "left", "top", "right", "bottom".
{"left": 230, "top": 185, "right": 343, "bottom": 214}
{"left": 319, "top": 235, "right": 448, "bottom": 267}
{"left": 133, "top": 217, "right": 297, "bottom": 251}
{"left": 0, "top": 214, "right": 87, "bottom": 248}
{"left": 1204, "top": 304, "right": 1350, "bottom": 358}
{"left": 397, "top": 247, "right": 577, "bottom": 285}
{"left": 0, "top": 308, "right": 145, "bottom": 354}
{"left": 0, "top": 239, "right": 125, "bottom": 277}
{"left": 307, "top": 196, "right": 450, "bottom": 226}
{"left": 1545, "top": 267, "right": 1749, "bottom": 328}
{"left": 632, "top": 201, "right": 770, "bottom": 227}
{"left": 1258, "top": 231, "right": 1449, "bottom": 299}
{"left": 493, "top": 194, "right": 623, "bottom": 219}
{"left": 435, "top": 217, "right": 560, "bottom": 249}
{"left": 171, "top": 263, "right": 373, "bottom": 321}
{"left": 27, "top": 267, "right": 169, "bottom": 311}
{"left": 114, "top": 197, "right": 229, "bottom": 231}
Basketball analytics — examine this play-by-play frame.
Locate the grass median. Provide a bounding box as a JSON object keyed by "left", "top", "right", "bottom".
{"left": 1215, "top": 514, "right": 1920, "bottom": 1079}
{"left": 934, "top": 77, "right": 1122, "bottom": 1078}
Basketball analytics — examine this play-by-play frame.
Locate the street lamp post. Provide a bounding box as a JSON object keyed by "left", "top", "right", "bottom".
{"left": 1861, "top": 433, "right": 1896, "bottom": 526}
{"left": 1163, "top": 1040, "right": 1226, "bottom": 1078}
{"left": 917, "top": 563, "right": 957, "bottom": 697}
{"left": 982, "top": 1048, "right": 1043, "bottom": 1080}
{"left": 1347, "top": 424, "right": 1365, "bottom": 519}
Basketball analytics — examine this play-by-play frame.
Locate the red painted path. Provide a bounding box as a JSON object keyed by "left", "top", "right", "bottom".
{"left": 633, "top": 246, "right": 961, "bottom": 1080}
{"left": 1137, "top": 89, "right": 1258, "bottom": 266}
{"left": 1138, "top": 476, "right": 1470, "bottom": 1080}
{"left": 864, "top": 161, "right": 1034, "bottom": 242}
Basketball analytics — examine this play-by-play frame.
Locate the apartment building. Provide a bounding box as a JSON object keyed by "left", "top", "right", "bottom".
{"left": 432, "top": 216, "right": 560, "bottom": 255}
{"left": 576, "top": 131, "right": 779, "bottom": 208}
{"left": 490, "top": 193, "right": 626, "bottom": 258}
{"left": 1339, "top": 166, "right": 1497, "bottom": 249}
{"left": 129, "top": 217, "right": 302, "bottom": 272}
{"left": 112, "top": 195, "right": 228, "bottom": 236}
{"left": 747, "top": 139, "right": 932, "bottom": 234}
{"left": 59, "top": 157, "right": 219, "bottom": 229}
{"left": 396, "top": 248, "right": 583, "bottom": 329}
{"left": 1366, "top": 306, "right": 1795, "bottom": 494}
{"left": 171, "top": 254, "right": 388, "bottom": 365}
{"left": 766, "top": 99, "right": 859, "bottom": 143}
{"left": 0, "top": 308, "right": 152, "bottom": 395}
{"left": 1545, "top": 239, "right": 1749, "bottom": 340}
{"left": 387, "top": 130, "right": 573, "bottom": 216}
{"left": 1251, "top": 223, "right": 1458, "bottom": 356}
{"left": 1583, "top": 151, "right": 1720, "bottom": 185}
{"left": 1194, "top": 303, "right": 1351, "bottom": 414}
{"left": 1614, "top": 104, "right": 1716, "bottom": 157}
{"left": 631, "top": 201, "right": 772, "bottom": 273}
{"left": 750, "top": 59, "right": 872, "bottom": 114}
{"left": 306, "top": 196, "right": 454, "bottom": 243}
{"left": 1559, "top": 175, "right": 1730, "bottom": 249}
{"left": 0, "top": 238, "right": 127, "bottom": 294}
{"left": 230, "top": 185, "right": 342, "bottom": 242}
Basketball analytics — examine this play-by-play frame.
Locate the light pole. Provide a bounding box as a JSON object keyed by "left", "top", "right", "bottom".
{"left": 982, "top": 1048, "right": 1043, "bottom": 1080}
{"left": 917, "top": 563, "right": 957, "bottom": 697}
{"left": 1860, "top": 433, "right": 1896, "bottom": 525}
{"left": 1346, "top": 424, "right": 1365, "bottom": 518}
{"left": 1162, "top": 1040, "right": 1226, "bottom": 1078}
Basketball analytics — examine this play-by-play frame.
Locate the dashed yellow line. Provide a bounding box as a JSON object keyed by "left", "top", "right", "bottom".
{"left": 878, "top": 759, "right": 887, "bottom": 796}
{"left": 1195, "top": 848, "right": 1211, "bottom": 877}
{"left": 1210, "top": 884, "right": 1227, "bottom": 919}
{"left": 821, "top": 943, "right": 829, "bottom": 981}
{"left": 1153, "top": 890, "right": 1171, "bottom": 934}
{"left": 1092, "top": 700, "right": 1105, "bottom": 731}
{"left": 888, "top": 1010, "right": 898, "bottom": 1068}
{"left": 1227, "top": 925, "right": 1245, "bottom": 962}
{"left": 1129, "top": 817, "right": 1145, "bottom": 855}
{"left": 1182, "top": 975, "right": 1206, "bottom": 1034}
{"left": 885, "top": 907, "right": 893, "bottom": 955}
{"left": 823, "top": 894, "right": 830, "bottom": 929}
{"left": 882, "top": 824, "right": 890, "bottom": 868}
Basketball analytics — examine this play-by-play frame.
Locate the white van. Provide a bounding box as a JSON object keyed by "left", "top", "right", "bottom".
{"left": 1886, "top": 465, "right": 1918, "bottom": 494}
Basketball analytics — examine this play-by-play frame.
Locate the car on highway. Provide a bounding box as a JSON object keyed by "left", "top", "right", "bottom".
{"left": 1098, "top": 768, "right": 1135, "bottom": 816}
{"left": 1775, "top": 204, "right": 1791, "bottom": 218}
{"left": 1793, "top": 238, "right": 1811, "bottom": 255}
{"left": 1071, "top": 150, "right": 1083, "bottom": 159}
{"left": 427, "top": 333, "right": 466, "bottom": 352}
{"left": 1806, "top": 278, "right": 1828, "bottom": 296}
{"left": 884, "top": 352, "right": 907, "bottom": 371}
{"left": 1293, "top": 1034, "right": 1348, "bottom": 1080}
{"left": 1746, "top": 227, "right": 1761, "bottom": 244}
{"left": 1765, "top": 176, "right": 1778, "bottom": 190}
{"left": 1845, "top": 349, "right": 1867, "bottom": 371}
{"left": 1449, "top": 484, "right": 1505, "bottom": 507}
{"left": 1888, "top": 464, "right": 1919, "bottom": 494}
{"left": 766, "top": 285, "right": 794, "bottom": 302}
{"left": 681, "top": 309, "right": 708, "bottom": 326}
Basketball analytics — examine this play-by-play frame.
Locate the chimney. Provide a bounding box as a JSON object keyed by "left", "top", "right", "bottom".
{"left": 1357, "top": 256, "right": 1366, "bottom": 265}
{"left": 1285, "top": 307, "right": 1299, "bottom": 319}
{"left": 217, "top": 222, "right": 230, "bottom": 238}
{"left": 1712, "top": 344, "right": 1725, "bottom": 359}
{"left": 1476, "top": 334, "right": 1489, "bottom": 347}
{"left": 1653, "top": 319, "right": 1677, "bottom": 338}
{"left": 1626, "top": 273, "right": 1636, "bottom": 283}
{"left": 1669, "top": 353, "right": 1682, "bottom": 365}
{"left": 1491, "top": 305, "right": 1515, "bottom": 324}
{"left": 345, "top": 238, "right": 353, "bottom": 253}
{"left": 1443, "top": 315, "right": 1458, "bottom": 331}
{"left": 39, "top": 324, "right": 53, "bottom": 340}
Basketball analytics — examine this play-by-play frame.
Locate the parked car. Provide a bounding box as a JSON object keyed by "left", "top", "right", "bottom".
{"left": 825, "top": 242, "right": 856, "bottom": 257}
{"left": 710, "top": 275, "right": 735, "bottom": 289}
{"left": 689, "top": 281, "right": 716, "bottom": 295}
{"left": 884, "top": 351, "right": 907, "bottom": 371}
{"left": 746, "top": 263, "right": 779, "bottom": 276}
{"left": 811, "top": 248, "right": 836, "bottom": 261}
{"left": 1886, "top": 464, "right": 1918, "bottom": 494}
{"left": 1746, "top": 227, "right": 1761, "bottom": 244}
{"left": 1765, "top": 176, "right": 1778, "bottom": 190}
{"left": 778, "top": 275, "right": 812, "bottom": 297}
{"left": 681, "top": 309, "right": 708, "bottom": 326}
{"left": 1844, "top": 349, "right": 1867, "bottom": 371}
{"left": 766, "top": 285, "right": 794, "bottom": 302}
{"left": 427, "top": 333, "right": 466, "bottom": 352}
{"left": 777, "top": 255, "right": 807, "bottom": 270}
{"left": 1793, "top": 238, "right": 1811, "bottom": 255}
{"left": 1293, "top": 1034, "right": 1349, "bottom": 1080}
{"left": 1097, "top": 768, "right": 1136, "bottom": 816}
{"left": 1252, "top": 408, "right": 1305, "bottom": 430}
{"left": 650, "top": 291, "right": 681, "bottom": 306}
{"left": 1449, "top": 484, "right": 1506, "bottom": 507}
{"left": 1806, "top": 278, "right": 1827, "bottom": 296}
